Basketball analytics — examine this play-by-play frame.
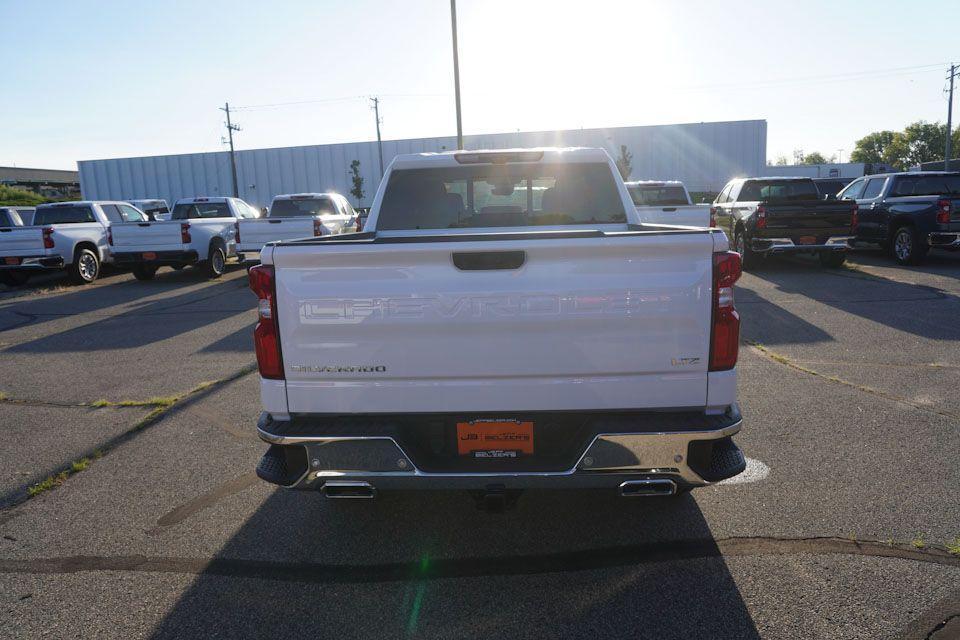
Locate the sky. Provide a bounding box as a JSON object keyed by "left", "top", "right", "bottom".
{"left": 2, "top": 0, "right": 958, "bottom": 170}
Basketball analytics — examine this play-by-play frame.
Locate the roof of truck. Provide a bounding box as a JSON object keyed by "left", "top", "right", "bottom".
{"left": 389, "top": 147, "right": 612, "bottom": 170}
{"left": 272, "top": 193, "right": 342, "bottom": 200}
{"left": 624, "top": 180, "right": 684, "bottom": 187}
{"left": 35, "top": 200, "right": 131, "bottom": 208}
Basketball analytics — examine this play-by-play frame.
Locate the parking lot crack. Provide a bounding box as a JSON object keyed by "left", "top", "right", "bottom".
{"left": 0, "top": 536, "right": 955, "bottom": 584}
{"left": 746, "top": 341, "right": 960, "bottom": 423}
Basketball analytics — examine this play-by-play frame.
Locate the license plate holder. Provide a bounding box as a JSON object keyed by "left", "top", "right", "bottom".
{"left": 457, "top": 420, "right": 534, "bottom": 457}
{"left": 142, "top": 252, "right": 157, "bottom": 260}
{"left": 798, "top": 236, "right": 817, "bottom": 245}
{"left": 4, "top": 257, "right": 21, "bottom": 265}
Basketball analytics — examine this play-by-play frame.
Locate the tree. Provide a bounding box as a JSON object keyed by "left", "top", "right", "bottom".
{"left": 802, "top": 151, "right": 831, "bottom": 165}
{"left": 771, "top": 155, "right": 790, "bottom": 166}
{"left": 349, "top": 159, "right": 364, "bottom": 205}
{"left": 0, "top": 185, "right": 45, "bottom": 206}
{"left": 615, "top": 145, "right": 633, "bottom": 180}
{"left": 850, "top": 130, "right": 896, "bottom": 164}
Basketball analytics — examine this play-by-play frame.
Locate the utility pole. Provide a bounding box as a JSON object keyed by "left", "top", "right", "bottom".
{"left": 450, "top": 0, "right": 463, "bottom": 149}
{"left": 946, "top": 64, "right": 957, "bottom": 171}
{"left": 220, "top": 102, "right": 241, "bottom": 197}
{"left": 370, "top": 97, "right": 384, "bottom": 180}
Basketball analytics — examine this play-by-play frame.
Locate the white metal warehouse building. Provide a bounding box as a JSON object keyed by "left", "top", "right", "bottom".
{"left": 78, "top": 119, "right": 766, "bottom": 209}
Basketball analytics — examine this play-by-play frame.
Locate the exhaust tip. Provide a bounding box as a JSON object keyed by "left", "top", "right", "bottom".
{"left": 322, "top": 481, "right": 376, "bottom": 499}
{"left": 619, "top": 479, "right": 677, "bottom": 497}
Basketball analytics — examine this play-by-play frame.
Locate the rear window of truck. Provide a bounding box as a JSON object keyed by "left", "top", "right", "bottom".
{"left": 171, "top": 202, "right": 231, "bottom": 219}
{"left": 270, "top": 198, "right": 337, "bottom": 217}
{"left": 738, "top": 180, "right": 819, "bottom": 202}
{"left": 890, "top": 174, "right": 960, "bottom": 196}
{"left": 0, "top": 209, "right": 24, "bottom": 227}
{"left": 34, "top": 206, "right": 96, "bottom": 225}
{"left": 628, "top": 185, "right": 688, "bottom": 206}
{"left": 377, "top": 163, "right": 627, "bottom": 230}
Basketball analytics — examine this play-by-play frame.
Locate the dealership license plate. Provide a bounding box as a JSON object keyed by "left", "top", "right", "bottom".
{"left": 798, "top": 236, "right": 817, "bottom": 245}
{"left": 4, "top": 257, "right": 21, "bottom": 265}
{"left": 142, "top": 252, "right": 157, "bottom": 260}
{"left": 457, "top": 420, "right": 534, "bottom": 458}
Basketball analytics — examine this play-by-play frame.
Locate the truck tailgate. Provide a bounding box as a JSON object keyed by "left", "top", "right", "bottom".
{"left": 238, "top": 219, "right": 315, "bottom": 251}
{"left": 110, "top": 221, "right": 183, "bottom": 252}
{"left": 0, "top": 227, "right": 45, "bottom": 257}
{"left": 763, "top": 201, "right": 854, "bottom": 236}
{"left": 634, "top": 205, "right": 711, "bottom": 228}
{"left": 273, "top": 232, "right": 715, "bottom": 413}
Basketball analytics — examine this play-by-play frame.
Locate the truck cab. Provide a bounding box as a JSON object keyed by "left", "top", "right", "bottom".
{"left": 625, "top": 180, "right": 711, "bottom": 227}
{"left": 236, "top": 192, "right": 357, "bottom": 258}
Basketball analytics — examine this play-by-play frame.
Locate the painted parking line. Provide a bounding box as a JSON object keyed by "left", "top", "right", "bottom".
{"left": 718, "top": 457, "right": 770, "bottom": 485}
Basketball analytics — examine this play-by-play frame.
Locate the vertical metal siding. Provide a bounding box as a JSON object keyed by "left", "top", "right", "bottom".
{"left": 78, "top": 120, "right": 765, "bottom": 207}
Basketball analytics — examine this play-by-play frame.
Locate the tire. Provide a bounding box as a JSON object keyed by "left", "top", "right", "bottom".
{"left": 890, "top": 225, "right": 929, "bottom": 265}
{"left": 735, "top": 230, "right": 761, "bottom": 271}
{"left": 818, "top": 251, "right": 847, "bottom": 268}
{"left": 67, "top": 247, "right": 100, "bottom": 284}
{"left": 0, "top": 271, "right": 30, "bottom": 287}
{"left": 132, "top": 265, "right": 158, "bottom": 281}
{"left": 203, "top": 245, "right": 226, "bottom": 279}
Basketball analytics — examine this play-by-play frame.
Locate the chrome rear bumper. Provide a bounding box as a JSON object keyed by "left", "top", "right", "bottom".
{"left": 751, "top": 236, "right": 851, "bottom": 253}
{"left": 928, "top": 232, "right": 960, "bottom": 248}
{"left": 255, "top": 410, "right": 745, "bottom": 491}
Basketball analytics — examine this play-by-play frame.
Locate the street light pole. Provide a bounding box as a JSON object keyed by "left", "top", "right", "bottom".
{"left": 450, "top": 0, "right": 463, "bottom": 150}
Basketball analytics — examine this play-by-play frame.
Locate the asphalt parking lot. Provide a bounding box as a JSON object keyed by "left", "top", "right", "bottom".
{"left": 0, "top": 249, "right": 958, "bottom": 640}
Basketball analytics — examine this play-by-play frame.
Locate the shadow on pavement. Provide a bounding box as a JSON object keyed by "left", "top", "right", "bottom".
{"left": 197, "top": 321, "right": 256, "bottom": 353}
{"left": 736, "top": 281, "right": 835, "bottom": 346}
{"left": 5, "top": 275, "right": 253, "bottom": 353}
{"left": 149, "top": 489, "right": 760, "bottom": 639}
{"left": 742, "top": 255, "right": 960, "bottom": 341}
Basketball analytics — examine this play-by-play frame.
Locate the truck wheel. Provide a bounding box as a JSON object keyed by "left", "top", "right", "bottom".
{"left": 735, "top": 231, "right": 760, "bottom": 271}
{"left": 891, "top": 225, "right": 928, "bottom": 265}
{"left": 0, "top": 271, "right": 30, "bottom": 287}
{"left": 818, "top": 251, "right": 846, "bottom": 268}
{"left": 68, "top": 248, "right": 100, "bottom": 284}
{"left": 132, "top": 265, "right": 158, "bottom": 281}
{"left": 203, "top": 245, "right": 226, "bottom": 279}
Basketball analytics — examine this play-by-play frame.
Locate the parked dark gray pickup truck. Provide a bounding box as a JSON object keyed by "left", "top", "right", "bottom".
{"left": 713, "top": 177, "right": 857, "bottom": 269}
{"left": 838, "top": 171, "right": 960, "bottom": 264}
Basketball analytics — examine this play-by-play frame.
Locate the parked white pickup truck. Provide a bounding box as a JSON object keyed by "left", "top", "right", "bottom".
{"left": 236, "top": 192, "right": 357, "bottom": 258}
{"left": 625, "top": 180, "right": 712, "bottom": 227}
{"left": 250, "top": 148, "right": 745, "bottom": 507}
{"left": 0, "top": 201, "right": 147, "bottom": 286}
{"left": 110, "top": 196, "right": 258, "bottom": 280}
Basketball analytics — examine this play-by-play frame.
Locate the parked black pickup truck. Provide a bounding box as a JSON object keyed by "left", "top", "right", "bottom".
{"left": 838, "top": 172, "right": 960, "bottom": 264}
{"left": 713, "top": 177, "right": 857, "bottom": 269}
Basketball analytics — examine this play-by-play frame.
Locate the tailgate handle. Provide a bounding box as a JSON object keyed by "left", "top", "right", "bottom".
{"left": 268, "top": 219, "right": 283, "bottom": 224}
{"left": 452, "top": 251, "right": 526, "bottom": 271}
{"left": 661, "top": 207, "right": 677, "bottom": 212}
{"left": 138, "top": 223, "right": 151, "bottom": 227}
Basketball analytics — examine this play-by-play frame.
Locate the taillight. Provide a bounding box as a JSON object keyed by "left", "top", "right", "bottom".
{"left": 42, "top": 227, "right": 55, "bottom": 249}
{"left": 851, "top": 203, "right": 859, "bottom": 232}
{"left": 937, "top": 199, "right": 951, "bottom": 224}
{"left": 180, "top": 222, "right": 192, "bottom": 244}
{"left": 709, "top": 206, "right": 717, "bottom": 228}
{"left": 755, "top": 204, "right": 767, "bottom": 230}
{"left": 249, "top": 264, "right": 284, "bottom": 379}
{"left": 313, "top": 218, "right": 323, "bottom": 236}
{"left": 107, "top": 226, "right": 114, "bottom": 246}
{"left": 234, "top": 221, "right": 241, "bottom": 243}
{"left": 709, "top": 251, "right": 741, "bottom": 372}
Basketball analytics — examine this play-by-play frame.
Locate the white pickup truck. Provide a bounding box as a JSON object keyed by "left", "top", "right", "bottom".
{"left": 236, "top": 192, "right": 357, "bottom": 258}
{"left": 250, "top": 148, "right": 745, "bottom": 507}
{"left": 0, "top": 201, "right": 147, "bottom": 286}
{"left": 109, "top": 196, "right": 259, "bottom": 280}
{"left": 625, "top": 180, "right": 712, "bottom": 227}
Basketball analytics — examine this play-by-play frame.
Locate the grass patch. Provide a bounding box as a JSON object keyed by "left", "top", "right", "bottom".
{"left": 911, "top": 533, "right": 926, "bottom": 549}
{"left": 27, "top": 471, "right": 69, "bottom": 497}
{"left": 88, "top": 395, "right": 179, "bottom": 409}
{"left": 946, "top": 537, "right": 960, "bottom": 556}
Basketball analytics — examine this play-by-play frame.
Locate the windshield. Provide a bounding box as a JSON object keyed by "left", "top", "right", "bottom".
{"left": 890, "top": 174, "right": 960, "bottom": 196}
{"left": 270, "top": 198, "right": 338, "bottom": 217}
{"left": 739, "top": 180, "right": 819, "bottom": 202}
{"left": 33, "top": 206, "right": 96, "bottom": 225}
{"left": 377, "top": 163, "right": 627, "bottom": 230}
{"left": 628, "top": 185, "right": 688, "bottom": 206}
{"left": 171, "top": 202, "right": 231, "bottom": 220}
